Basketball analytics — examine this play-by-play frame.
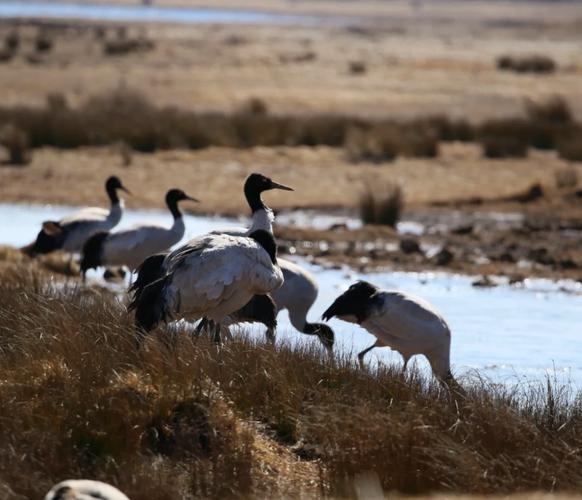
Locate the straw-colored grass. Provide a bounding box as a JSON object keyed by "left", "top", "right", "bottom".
{"left": 1, "top": 266, "right": 582, "bottom": 499}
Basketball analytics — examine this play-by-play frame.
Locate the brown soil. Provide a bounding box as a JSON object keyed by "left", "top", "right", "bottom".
{"left": 0, "top": 143, "right": 578, "bottom": 214}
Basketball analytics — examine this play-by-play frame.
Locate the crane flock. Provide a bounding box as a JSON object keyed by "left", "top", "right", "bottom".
{"left": 25, "top": 172, "right": 462, "bottom": 499}
{"left": 24, "top": 172, "right": 456, "bottom": 385}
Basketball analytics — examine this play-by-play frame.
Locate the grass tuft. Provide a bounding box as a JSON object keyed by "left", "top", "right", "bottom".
{"left": 0, "top": 123, "right": 31, "bottom": 165}
{"left": 359, "top": 182, "right": 404, "bottom": 226}
{"left": 496, "top": 54, "right": 557, "bottom": 74}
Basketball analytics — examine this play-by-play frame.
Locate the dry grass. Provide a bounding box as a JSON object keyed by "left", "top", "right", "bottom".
{"left": 0, "top": 123, "right": 31, "bottom": 165}
{"left": 359, "top": 182, "right": 404, "bottom": 227}
{"left": 2, "top": 266, "right": 582, "bottom": 498}
{"left": 496, "top": 54, "right": 557, "bottom": 74}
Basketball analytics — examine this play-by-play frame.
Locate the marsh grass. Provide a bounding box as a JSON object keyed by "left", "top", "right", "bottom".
{"left": 1, "top": 266, "right": 582, "bottom": 498}
{"left": 496, "top": 54, "right": 557, "bottom": 74}
{"left": 359, "top": 182, "right": 404, "bottom": 226}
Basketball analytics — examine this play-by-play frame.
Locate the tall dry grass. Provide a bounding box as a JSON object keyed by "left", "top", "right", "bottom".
{"left": 1, "top": 266, "right": 582, "bottom": 499}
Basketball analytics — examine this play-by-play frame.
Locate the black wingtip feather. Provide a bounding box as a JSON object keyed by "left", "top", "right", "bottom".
{"left": 132, "top": 275, "right": 171, "bottom": 333}
{"left": 80, "top": 231, "right": 108, "bottom": 273}
{"left": 128, "top": 253, "right": 167, "bottom": 305}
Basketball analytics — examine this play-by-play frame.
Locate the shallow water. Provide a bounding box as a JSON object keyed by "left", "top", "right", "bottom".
{"left": 0, "top": 1, "right": 330, "bottom": 25}
{"left": 2, "top": 202, "right": 582, "bottom": 387}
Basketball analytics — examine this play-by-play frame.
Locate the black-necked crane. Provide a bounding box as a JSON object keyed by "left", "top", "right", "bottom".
{"left": 24, "top": 176, "right": 129, "bottom": 257}
{"left": 80, "top": 188, "right": 198, "bottom": 278}
{"left": 322, "top": 280, "right": 457, "bottom": 385}
{"left": 210, "top": 173, "right": 335, "bottom": 350}
{"left": 129, "top": 229, "right": 284, "bottom": 343}
{"left": 45, "top": 479, "right": 129, "bottom": 500}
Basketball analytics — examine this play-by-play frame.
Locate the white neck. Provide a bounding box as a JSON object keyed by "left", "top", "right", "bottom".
{"left": 107, "top": 199, "right": 124, "bottom": 226}
{"left": 247, "top": 207, "right": 274, "bottom": 235}
{"left": 170, "top": 215, "right": 186, "bottom": 239}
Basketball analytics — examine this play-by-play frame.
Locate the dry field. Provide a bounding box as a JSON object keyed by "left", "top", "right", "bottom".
{"left": 1, "top": 1, "right": 582, "bottom": 118}
{"left": 1, "top": 263, "right": 582, "bottom": 499}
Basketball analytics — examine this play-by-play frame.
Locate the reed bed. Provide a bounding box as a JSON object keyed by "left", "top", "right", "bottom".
{"left": 1, "top": 265, "right": 582, "bottom": 499}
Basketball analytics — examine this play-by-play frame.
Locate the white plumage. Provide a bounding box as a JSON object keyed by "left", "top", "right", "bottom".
{"left": 24, "top": 176, "right": 129, "bottom": 257}
{"left": 44, "top": 480, "right": 129, "bottom": 500}
{"left": 80, "top": 189, "right": 197, "bottom": 274}
{"left": 322, "top": 281, "right": 454, "bottom": 381}
{"left": 130, "top": 230, "right": 283, "bottom": 336}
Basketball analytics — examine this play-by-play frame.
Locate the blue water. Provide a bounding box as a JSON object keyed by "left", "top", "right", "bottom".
{"left": 0, "top": 1, "right": 327, "bottom": 25}
{"left": 2, "top": 202, "right": 582, "bottom": 387}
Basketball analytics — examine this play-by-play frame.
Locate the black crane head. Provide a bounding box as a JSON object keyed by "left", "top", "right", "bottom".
{"left": 244, "top": 173, "right": 293, "bottom": 213}
{"left": 321, "top": 280, "right": 379, "bottom": 324}
{"left": 166, "top": 189, "right": 199, "bottom": 205}
{"left": 105, "top": 176, "right": 131, "bottom": 198}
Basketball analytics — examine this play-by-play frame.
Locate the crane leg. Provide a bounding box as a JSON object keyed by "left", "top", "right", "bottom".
{"left": 194, "top": 317, "right": 210, "bottom": 338}
{"left": 357, "top": 340, "right": 380, "bottom": 369}
{"left": 265, "top": 327, "right": 276, "bottom": 344}
{"left": 212, "top": 322, "right": 222, "bottom": 344}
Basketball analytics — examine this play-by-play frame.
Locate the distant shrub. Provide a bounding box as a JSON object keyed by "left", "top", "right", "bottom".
{"left": 424, "top": 115, "right": 475, "bottom": 142}
{"left": 278, "top": 51, "right": 316, "bottom": 64}
{"left": 526, "top": 96, "right": 572, "bottom": 124}
{"left": 359, "top": 182, "right": 403, "bottom": 227}
{"left": 481, "top": 135, "right": 528, "bottom": 159}
{"left": 46, "top": 92, "right": 68, "bottom": 112}
{"left": 34, "top": 33, "right": 53, "bottom": 53}
{"left": 0, "top": 48, "right": 14, "bottom": 63}
{"left": 346, "top": 125, "right": 399, "bottom": 163}
{"left": 346, "top": 123, "right": 438, "bottom": 162}
{"left": 557, "top": 130, "right": 582, "bottom": 162}
{"left": 496, "top": 54, "right": 557, "bottom": 74}
{"left": 237, "top": 97, "right": 268, "bottom": 116}
{"left": 0, "top": 124, "right": 31, "bottom": 165}
{"left": 4, "top": 31, "right": 19, "bottom": 52}
{"left": 555, "top": 167, "right": 578, "bottom": 189}
{"left": 94, "top": 25, "right": 107, "bottom": 40}
{"left": 349, "top": 61, "right": 366, "bottom": 75}
{"left": 103, "top": 37, "right": 154, "bottom": 56}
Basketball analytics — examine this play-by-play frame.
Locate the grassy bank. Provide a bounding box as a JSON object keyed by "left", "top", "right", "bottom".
{"left": 1, "top": 264, "right": 582, "bottom": 499}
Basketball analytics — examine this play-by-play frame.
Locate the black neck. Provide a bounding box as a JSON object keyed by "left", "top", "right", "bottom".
{"left": 167, "top": 198, "right": 182, "bottom": 220}
{"left": 303, "top": 323, "right": 321, "bottom": 335}
{"left": 106, "top": 185, "right": 119, "bottom": 204}
{"left": 250, "top": 230, "right": 277, "bottom": 264}
{"left": 244, "top": 183, "right": 267, "bottom": 213}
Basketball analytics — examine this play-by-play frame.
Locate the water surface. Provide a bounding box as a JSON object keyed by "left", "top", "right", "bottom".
{"left": 2, "top": 202, "right": 581, "bottom": 387}
{"left": 0, "top": 1, "right": 331, "bottom": 25}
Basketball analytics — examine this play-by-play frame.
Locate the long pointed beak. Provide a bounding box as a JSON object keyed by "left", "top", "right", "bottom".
{"left": 185, "top": 195, "right": 200, "bottom": 203}
{"left": 270, "top": 181, "right": 294, "bottom": 192}
{"left": 120, "top": 186, "right": 132, "bottom": 195}
{"left": 321, "top": 305, "right": 334, "bottom": 322}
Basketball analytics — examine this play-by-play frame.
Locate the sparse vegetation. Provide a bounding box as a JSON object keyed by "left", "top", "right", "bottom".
{"left": 348, "top": 60, "right": 366, "bottom": 75}
{"left": 496, "top": 54, "right": 557, "bottom": 74}
{"left": 34, "top": 32, "right": 53, "bottom": 53}
{"left": 0, "top": 123, "right": 31, "bottom": 165}
{"left": 1, "top": 266, "right": 582, "bottom": 498}
{"left": 557, "top": 129, "right": 582, "bottom": 163}
{"left": 555, "top": 167, "right": 578, "bottom": 189}
{"left": 0, "top": 89, "right": 577, "bottom": 162}
{"left": 477, "top": 97, "right": 578, "bottom": 158}
{"left": 359, "top": 182, "right": 403, "bottom": 226}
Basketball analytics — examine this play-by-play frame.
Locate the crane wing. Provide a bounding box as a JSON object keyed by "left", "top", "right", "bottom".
{"left": 166, "top": 234, "right": 283, "bottom": 315}
{"left": 60, "top": 206, "right": 109, "bottom": 224}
